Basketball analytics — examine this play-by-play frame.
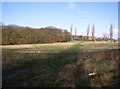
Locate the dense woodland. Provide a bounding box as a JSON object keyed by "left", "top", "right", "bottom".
{"left": 1, "top": 25, "right": 71, "bottom": 45}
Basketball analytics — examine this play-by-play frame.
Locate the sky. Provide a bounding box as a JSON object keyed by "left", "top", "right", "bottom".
{"left": 1, "top": 1, "right": 118, "bottom": 39}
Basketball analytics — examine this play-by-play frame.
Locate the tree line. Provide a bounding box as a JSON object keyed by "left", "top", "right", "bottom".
{"left": 71, "top": 24, "right": 115, "bottom": 41}
{"left": 1, "top": 23, "right": 116, "bottom": 45}
{"left": 1, "top": 25, "right": 71, "bottom": 45}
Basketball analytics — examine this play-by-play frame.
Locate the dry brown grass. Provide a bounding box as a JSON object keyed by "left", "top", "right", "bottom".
{"left": 0, "top": 42, "right": 74, "bottom": 49}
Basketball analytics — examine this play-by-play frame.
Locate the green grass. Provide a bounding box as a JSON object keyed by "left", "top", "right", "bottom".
{"left": 2, "top": 41, "right": 119, "bottom": 87}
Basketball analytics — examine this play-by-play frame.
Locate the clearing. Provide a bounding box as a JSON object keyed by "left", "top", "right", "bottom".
{"left": 2, "top": 41, "right": 119, "bottom": 87}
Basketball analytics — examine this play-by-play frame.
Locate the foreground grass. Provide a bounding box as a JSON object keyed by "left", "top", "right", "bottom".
{"left": 2, "top": 41, "right": 119, "bottom": 87}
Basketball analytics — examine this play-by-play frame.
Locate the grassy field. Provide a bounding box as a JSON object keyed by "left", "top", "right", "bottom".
{"left": 2, "top": 41, "right": 119, "bottom": 87}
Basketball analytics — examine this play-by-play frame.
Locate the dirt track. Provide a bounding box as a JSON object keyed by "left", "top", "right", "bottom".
{"left": 0, "top": 44, "right": 33, "bottom": 49}
{"left": 0, "top": 42, "right": 74, "bottom": 49}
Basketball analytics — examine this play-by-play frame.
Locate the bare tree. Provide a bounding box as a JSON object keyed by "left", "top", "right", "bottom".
{"left": 75, "top": 27, "right": 77, "bottom": 36}
{"left": 75, "top": 28, "right": 78, "bottom": 40}
{"left": 109, "top": 24, "right": 113, "bottom": 41}
{"left": 87, "top": 25, "right": 90, "bottom": 40}
{"left": 70, "top": 24, "right": 73, "bottom": 40}
{"left": 92, "top": 24, "right": 95, "bottom": 41}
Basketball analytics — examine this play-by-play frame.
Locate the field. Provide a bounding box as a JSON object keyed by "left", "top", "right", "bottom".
{"left": 2, "top": 41, "right": 120, "bottom": 87}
